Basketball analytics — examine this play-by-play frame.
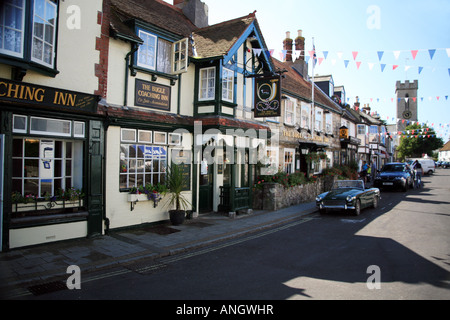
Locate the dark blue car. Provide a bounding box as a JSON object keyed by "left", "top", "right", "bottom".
{"left": 373, "top": 162, "right": 414, "bottom": 191}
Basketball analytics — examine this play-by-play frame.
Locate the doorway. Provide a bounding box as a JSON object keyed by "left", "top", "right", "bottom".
{"left": 199, "top": 159, "right": 213, "bottom": 213}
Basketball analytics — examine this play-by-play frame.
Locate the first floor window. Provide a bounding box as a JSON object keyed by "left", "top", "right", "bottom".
{"left": 0, "top": 0, "right": 25, "bottom": 57}
{"left": 222, "top": 68, "right": 234, "bottom": 102}
{"left": 12, "top": 137, "right": 83, "bottom": 199}
{"left": 285, "top": 98, "right": 295, "bottom": 126}
{"left": 199, "top": 67, "right": 215, "bottom": 100}
{"left": 119, "top": 128, "right": 167, "bottom": 189}
{"left": 264, "top": 147, "right": 279, "bottom": 175}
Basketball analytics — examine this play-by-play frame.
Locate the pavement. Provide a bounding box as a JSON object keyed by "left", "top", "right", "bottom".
{"left": 0, "top": 201, "right": 318, "bottom": 299}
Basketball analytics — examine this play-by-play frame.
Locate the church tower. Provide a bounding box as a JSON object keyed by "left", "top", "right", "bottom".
{"left": 396, "top": 80, "right": 419, "bottom": 132}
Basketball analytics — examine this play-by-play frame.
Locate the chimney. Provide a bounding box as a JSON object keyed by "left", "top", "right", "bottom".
{"left": 283, "top": 31, "right": 293, "bottom": 62}
{"left": 363, "top": 103, "right": 371, "bottom": 114}
{"left": 295, "top": 30, "right": 305, "bottom": 61}
{"left": 174, "top": 0, "right": 209, "bottom": 28}
{"left": 354, "top": 96, "right": 360, "bottom": 111}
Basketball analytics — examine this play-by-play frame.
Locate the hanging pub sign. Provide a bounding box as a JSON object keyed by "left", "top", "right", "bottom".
{"left": 254, "top": 75, "right": 281, "bottom": 118}
{"left": 0, "top": 78, "right": 98, "bottom": 113}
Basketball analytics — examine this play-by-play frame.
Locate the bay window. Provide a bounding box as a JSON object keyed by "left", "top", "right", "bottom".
{"left": 222, "top": 68, "right": 234, "bottom": 102}
{"left": 120, "top": 128, "right": 168, "bottom": 190}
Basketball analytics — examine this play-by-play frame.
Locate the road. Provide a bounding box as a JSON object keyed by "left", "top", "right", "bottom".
{"left": 26, "top": 169, "right": 450, "bottom": 301}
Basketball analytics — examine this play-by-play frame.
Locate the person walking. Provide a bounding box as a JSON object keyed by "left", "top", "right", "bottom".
{"left": 361, "top": 161, "right": 369, "bottom": 185}
{"left": 371, "top": 160, "right": 377, "bottom": 184}
{"left": 413, "top": 160, "right": 423, "bottom": 189}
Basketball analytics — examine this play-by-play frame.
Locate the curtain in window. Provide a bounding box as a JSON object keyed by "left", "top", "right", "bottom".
{"left": 0, "top": 0, "right": 25, "bottom": 55}
{"left": 157, "top": 38, "right": 172, "bottom": 74}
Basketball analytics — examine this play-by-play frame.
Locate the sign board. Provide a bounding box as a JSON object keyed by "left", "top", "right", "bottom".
{"left": 339, "top": 127, "right": 349, "bottom": 139}
{"left": 254, "top": 76, "right": 281, "bottom": 118}
{"left": 135, "top": 79, "right": 171, "bottom": 111}
{"left": 0, "top": 78, "right": 98, "bottom": 113}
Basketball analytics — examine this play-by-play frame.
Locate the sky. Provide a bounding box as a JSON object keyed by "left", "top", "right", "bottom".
{"left": 167, "top": 0, "right": 450, "bottom": 142}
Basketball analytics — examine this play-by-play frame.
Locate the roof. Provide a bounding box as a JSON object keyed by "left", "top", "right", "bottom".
{"left": 192, "top": 12, "right": 258, "bottom": 59}
{"left": 440, "top": 141, "right": 450, "bottom": 152}
{"left": 110, "top": 0, "right": 198, "bottom": 39}
{"left": 272, "top": 58, "right": 342, "bottom": 114}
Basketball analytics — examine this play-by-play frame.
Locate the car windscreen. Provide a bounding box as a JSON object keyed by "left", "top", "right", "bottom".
{"left": 381, "top": 164, "right": 405, "bottom": 172}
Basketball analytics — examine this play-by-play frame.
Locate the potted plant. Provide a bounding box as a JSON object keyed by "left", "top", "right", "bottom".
{"left": 165, "top": 164, "right": 191, "bottom": 225}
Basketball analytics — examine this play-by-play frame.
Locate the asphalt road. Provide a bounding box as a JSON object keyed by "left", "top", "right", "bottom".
{"left": 26, "top": 169, "right": 450, "bottom": 301}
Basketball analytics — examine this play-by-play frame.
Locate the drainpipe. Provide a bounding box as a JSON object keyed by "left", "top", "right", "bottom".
{"left": 124, "top": 44, "right": 138, "bottom": 107}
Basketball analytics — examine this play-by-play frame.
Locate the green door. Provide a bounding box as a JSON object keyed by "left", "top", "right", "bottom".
{"left": 199, "top": 162, "right": 213, "bottom": 213}
{"left": 87, "top": 120, "right": 104, "bottom": 237}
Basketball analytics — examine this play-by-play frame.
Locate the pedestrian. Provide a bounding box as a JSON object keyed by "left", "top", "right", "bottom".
{"left": 371, "top": 160, "right": 377, "bottom": 183}
{"left": 361, "top": 161, "right": 368, "bottom": 184}
{"left": 413, "top": 160, "right": 423, "bottom": 189}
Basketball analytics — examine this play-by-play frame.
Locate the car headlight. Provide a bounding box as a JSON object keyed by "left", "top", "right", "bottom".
{"left": 316, "top": 196, "right": 323, "bottom": 202}
{"left": 346, "top": 195, "right": 356, "bottom": 202}
{"left": 394, "top": 176, "right": 405, "bottom": 181}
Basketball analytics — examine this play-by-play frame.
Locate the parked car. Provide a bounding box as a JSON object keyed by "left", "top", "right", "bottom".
{"left": 407, "top": 158, "right": 436, "bottom": 175}
{"left": 442, "top": 161, "right": 450, "bottom": 169}
{"left": 374, "top": 162, "right": 414, "bottom": 191}
{"left": 316, "top": 180, "right": 380, "bottom": 216}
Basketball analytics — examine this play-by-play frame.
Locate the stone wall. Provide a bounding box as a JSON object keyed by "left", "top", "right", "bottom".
{"left": 253, "top": 176, "right": 336, "bottom": 211}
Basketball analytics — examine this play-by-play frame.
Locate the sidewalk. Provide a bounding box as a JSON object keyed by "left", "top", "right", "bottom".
{"left": 0, "top": 202, "right": 318, "bottom": 299}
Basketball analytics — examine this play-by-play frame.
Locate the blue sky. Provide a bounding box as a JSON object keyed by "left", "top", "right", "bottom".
{"left": 168, "top": 0, "right": 450, "bottom": 141}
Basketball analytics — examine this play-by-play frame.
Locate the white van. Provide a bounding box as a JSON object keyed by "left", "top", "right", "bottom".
{"left": 408, "top": 158, "right": 436, "bottom": 175}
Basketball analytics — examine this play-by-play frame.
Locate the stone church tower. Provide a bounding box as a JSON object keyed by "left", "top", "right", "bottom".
{"left": 396, "top": 80, "right": 419, "bottom": 132}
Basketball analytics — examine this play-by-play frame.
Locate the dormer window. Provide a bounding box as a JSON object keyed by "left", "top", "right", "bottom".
{"left": 136, "top": 28, "right": 188, "bottom": 75}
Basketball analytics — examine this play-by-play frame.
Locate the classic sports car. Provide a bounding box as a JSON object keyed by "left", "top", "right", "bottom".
{"left": 316, "top": 180, "right": 381, "bottom": 216}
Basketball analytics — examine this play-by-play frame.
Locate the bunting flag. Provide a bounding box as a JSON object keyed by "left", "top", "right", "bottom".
{"left": 429, "top": 49, "right": 436, "bottom": 60}
{"left": 344, "top": 60, "right": 349, "bottom": 68}
{"left": 380, "top": 64, "right": 386, "bottom": 72}
{"left": 411, "top": 50, "right": 419, "bottom": 60}
{"left": 393, "top": 50, "right": 401, "bottom": 60}
{"left": 323, "top": 51, "right": 329, "bottom": 59}
{"left": 377, "top": 51, "right": 384, "bottom": 61}
{"left": 393, "top": 65, "right": 399, "bottom": 71}
{"left": 418, "top": 66, "right": 424, "bottom": 74}
{"left": 352, "top": 51, "right": 358, "bottom": 60}
{"left": 356, "top": 61, "right": 361, "bottom": 70}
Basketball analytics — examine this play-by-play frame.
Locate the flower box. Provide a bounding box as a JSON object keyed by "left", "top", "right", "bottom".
{"left": 13, "top": 199, "right": 84, "bottom": 213}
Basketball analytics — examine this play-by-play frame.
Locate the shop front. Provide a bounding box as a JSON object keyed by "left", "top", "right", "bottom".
{"left": 0, "top": 78, "right": 102, "bottom": 250}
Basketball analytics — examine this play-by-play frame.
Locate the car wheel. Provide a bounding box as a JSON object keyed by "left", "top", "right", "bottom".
{"left": 372, "top": 195, "right": 379, "bottom": 209}
{"left": 428, "top": 170, "right": 433, "bottom": 175}
{"left": 353, "top": 199, "right": 361, "bottom": 216}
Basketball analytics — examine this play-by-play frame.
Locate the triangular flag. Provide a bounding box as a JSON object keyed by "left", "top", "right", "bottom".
{"left": 393, "top": 51, "right": 401, "bottom": 60}
{"left": 352, "top": 51, "right": 358, "bottom": 60}
{"left": 380, "top": 64, "right": 386, "bottom": 72}
{"left": 337, "top": 52, "right": 343, "bottom": 59}
{"left": 356, "top": 61, "right": 361, "bottom": 70}
{"left": 344, "top": 60, "right": 349, "bottom": 68}
{"left": 253, "top": 49, "right": 262, "bottom": 56}
{"left": 318, "top": 57, "right": 324, "bottom": 65}
{"left": 323, "top": 51, "right": 329, "bottom": 59}
{"left": 393, "top": 65, "right": 399, "bottom": 70}
{"left": 413, "top": 97, "right": 417, "bottom": 102}
{"left": 418, "top": 66, "right": 423, "bottom": 74}
{"left": 411, "top": 50, "right": 419, "bottom": 60}
{"left": 437, "top": 96, "right": 440, "bottom": 101}
{"left": 448, "top": 68, "right": 450, "bottom": 77}
{"left": 429, "top": 49, "right": 436, "bottom": 60}
{"left": 446, "top": 48, "right": 450, "bottom": 58}
{"left": 405, "top": 65, "right": 411, "bottom": 72}
{"left": 377, "top": 51, "right": 384, "bottom": 61}
{"left": 368, "top": 62, "right": 374, "bottom": 70}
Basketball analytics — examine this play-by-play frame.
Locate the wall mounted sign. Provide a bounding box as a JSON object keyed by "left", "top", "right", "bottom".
{"left": 0, "top": 78, "right": 98, "bottom": 113}
{"left": 254, "top": 76, "right": 281, "bottom": 118}
{"left": 135, "top": 79, "right": 171, "bottom": 111}
{"left": 339, "top": 126, "right": 349, "bottom": 139}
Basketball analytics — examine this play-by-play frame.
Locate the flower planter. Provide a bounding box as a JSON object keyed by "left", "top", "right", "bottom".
{"left": 13, "top": 200, "right": 84, "bottom": 213}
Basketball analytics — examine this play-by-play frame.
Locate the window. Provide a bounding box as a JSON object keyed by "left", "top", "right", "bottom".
{"left": 119, "top": 129, "right": 167, "bottom": 189}
{"left": 136, "top": 28, "right": 188, "bottom": 75}
{"left": 284, "top": 98, "right": 295, "bottom": 126}
{"left": 31, "top": 0, "right": 57, "bottom": 67}
{"left": 222, "top": 68, "right": 234, "bottom": 102}
{"left": 199, "top": 67, "right": 215, "bottom": 101}
{"left": 12, "top": 138, "right": 83, "bottom": 200}
{"left": 0, "top": 0, "right": 58, "bottom": 69}
{"left": 301, "top": 103, "right": 311, "bottom": 129}
{"left": 357, "top": 124, "right": 365, "bottom": 135}
{"left": 284, "top": 149, "right": 295, "bottom": 174}
{"left": 0, "top": 0, "right": 25, "bottom": 58}
{"left": 315, "top": 108, "right": 323, "bottom": 132}
{"left": 13, "top": 115, "right": 85, "bottom": 138}
{"left": 137, "top": 30, "right": 157, "bottom": 70}
{"left": 264, "top": 147, "right": 279, "bottom": 175}
{"left": 325, "top": 112, "right": 332, "bottom": 134}
{"left": 172, "top": 38, "right": 188, "bottom": 74}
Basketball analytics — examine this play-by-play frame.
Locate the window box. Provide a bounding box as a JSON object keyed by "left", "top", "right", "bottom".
{"left": 13, "top": 199, "right": 84, "bottom": 214}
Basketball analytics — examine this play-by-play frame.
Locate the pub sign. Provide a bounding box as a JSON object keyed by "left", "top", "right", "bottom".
{"left": 254, "top": 76, "right": 281, "bottom": 118}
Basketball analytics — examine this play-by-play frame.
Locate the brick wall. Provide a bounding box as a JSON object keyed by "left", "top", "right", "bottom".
{"left": 94, "top": 0, "right": 111, "bottom": 98}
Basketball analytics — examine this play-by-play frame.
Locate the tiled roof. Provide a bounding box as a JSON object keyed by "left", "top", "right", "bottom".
{"left": 110, "top": 0, "right": 197, "bottom": 38}
{"left": 440, "top": 140, "right": 450, "bottom": 152}
{"left": 272, "top": 58, "right": 342, "bottom": 114}
{"left": 192, "top": 13, "right": 257, "bottom": 59}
